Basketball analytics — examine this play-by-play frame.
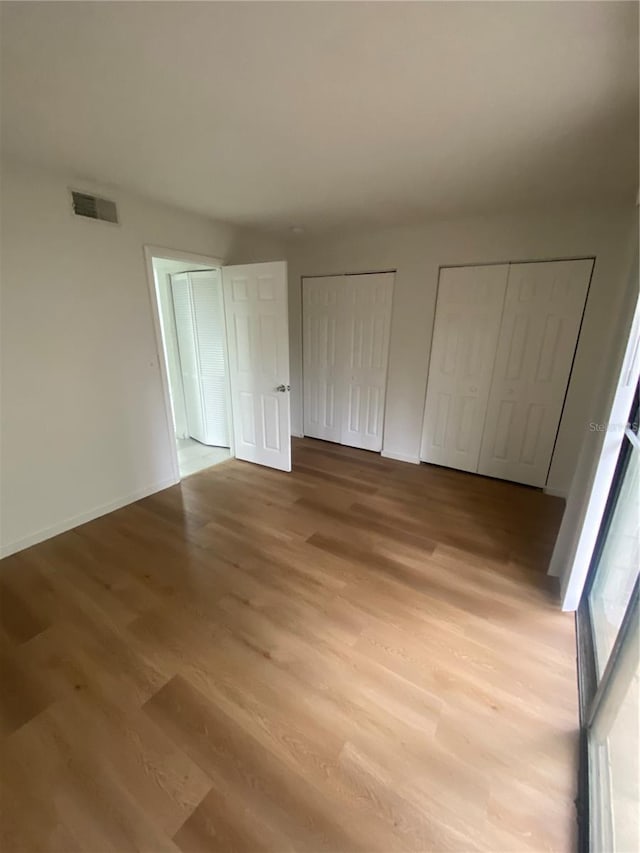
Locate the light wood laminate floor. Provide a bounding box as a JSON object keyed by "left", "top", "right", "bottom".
{"left": 0, "top": 438, "right": 577, "bottom": 853}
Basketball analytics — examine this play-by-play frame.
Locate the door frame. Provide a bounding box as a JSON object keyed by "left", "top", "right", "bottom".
{"left": 300, "top": 269, "right": 397, "bottom": 453}
{"left": 143, "top": 244, "right": 229, "bottom": 483}
{"left": 574, "top": 390, "right": 639, "bottom": 852}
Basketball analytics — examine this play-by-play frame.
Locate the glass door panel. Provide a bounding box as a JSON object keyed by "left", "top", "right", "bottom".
{"left": 581, "top": 390, "right": 640, "bottom": 851}
{"left": 588, "top": 441, "right": 640, "bottom": 677}
{"left": 589, "top": 599, "right": 639, "bottom": 853}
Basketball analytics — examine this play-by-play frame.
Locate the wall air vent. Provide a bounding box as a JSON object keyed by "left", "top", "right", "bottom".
{"left": 70, "top": 190, "right": 119, "bottom": 224}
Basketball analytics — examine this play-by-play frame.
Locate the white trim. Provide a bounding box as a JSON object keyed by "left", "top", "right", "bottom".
{"left": 217, "top": 270, "right": 236, "bottom": 460}
{"left": 144, "top": 245, "right": 224, "bottom": 269}
{"left": 624, "top": 426, "right": 640, "bottom": 450}
{"left": 382, "top": 450, "right": 420, "bottom": 465}
{"left": 291, "top": 432, "right": 304, "bottom": 438}
{"left": 142, "top": 245, "right": 228, "bottom": 482}
{"left": 543, "top": 486, "right": 567, "bottom": 499}
{"left": 0, "top": 477, "right": 178, "bottom": 559}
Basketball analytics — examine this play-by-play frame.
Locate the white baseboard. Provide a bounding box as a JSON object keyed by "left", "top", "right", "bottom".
{"left": 543, "top": 486, "right": 567, "bottom": 499}
{"left": 381, "top": 449, "right": 421, "bottom": 465}
{"left": 0, "top": 476, "right": 179, "bottom": 559}
{"left": 291, "top": 432, "right": 304, "bottom": 438}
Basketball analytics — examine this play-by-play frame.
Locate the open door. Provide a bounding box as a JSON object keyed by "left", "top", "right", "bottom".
{"left": 222, "top": 261, "right": 291, "bottom": 472}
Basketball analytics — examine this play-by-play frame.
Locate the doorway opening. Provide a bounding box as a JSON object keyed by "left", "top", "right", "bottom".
{"left": 145, "top": 249, "right": 292, "bottom": 478}
{"left": 149, "top": 251, "right": 232, "bottom": 479}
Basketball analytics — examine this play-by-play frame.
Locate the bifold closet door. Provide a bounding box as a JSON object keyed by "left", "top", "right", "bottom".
{"left": 303, "top": 273, "right": 394, "bottom": 452}
{"left": 171, "top": 273, "right": 204, "bottom": 442}
{"left": 420, "top": 265, "right": 509, "bottom": 472}
{"left": 303, "top": 276, "right": 343, "bottom": 443}
{"left": 170, "top": 270, "right": 230, "bottom": 447}
{"left": 341, "top": 273, "right": 394, "bottom": 451}
{"left": 477, "top": 259, "right": 593, "bottom": 487}
{"left": 189, "top": 270, "right": 230, "bottom": 448}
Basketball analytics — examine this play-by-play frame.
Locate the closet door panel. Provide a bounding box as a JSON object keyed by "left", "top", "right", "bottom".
{"left": 478, "top": 259, "right": 593, "bottom": 487}
{"left": 302, "top": 276, "right": 343, "bottom": 443}
{"left": 190, "top": 270, "right": 230, "bottom": 447}
{"left": 340, "top": 273, "right": 394, "bottom": 452}
{"left": 420, "top": 265, "right": 509, "bottom": 472}
{"left": 171, "top": 273, "right": 206, "bottom": 443}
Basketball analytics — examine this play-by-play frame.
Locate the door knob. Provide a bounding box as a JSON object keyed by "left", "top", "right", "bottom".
{"left": 276, "top": 384, "right": 291, "bottom": 392}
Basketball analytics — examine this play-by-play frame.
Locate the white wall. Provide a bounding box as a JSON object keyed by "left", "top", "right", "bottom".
{"left": 0, "top": 158, "right": 284, "bottom": 556}
{"left": 287, "top": 206, "right": 637, "bottom": 492}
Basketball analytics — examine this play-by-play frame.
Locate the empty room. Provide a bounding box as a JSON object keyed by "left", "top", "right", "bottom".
{"left": 1, "top": 2, "right": 638, "bottom": 852}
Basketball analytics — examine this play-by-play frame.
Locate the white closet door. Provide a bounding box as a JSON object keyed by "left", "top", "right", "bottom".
{"left": 302, "top": 276, "right": 343, "bottom": 443}
{"left": 341, "top": 273, "right": 394, "bottom": 452}
{"left": 478, "top": 258, "right": 593, "bottom": 487}
{"left": 171, "top": 273, "right": 206, "bottom": 443}
{"left": 420, "top": 265, "right": 509, "bottom": 472}
{"left": 189, "top": 270, "right": 230, "bottom": 447}
{"left": 222, "top": 261, "right": 291, "bottom": 472}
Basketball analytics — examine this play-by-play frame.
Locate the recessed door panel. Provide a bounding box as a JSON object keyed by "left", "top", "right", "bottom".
{"left": 233, "top": 314, "right": 252, "bottom": 374}
{"left": 239, "top": 391, "right": 256, "bottom": 446}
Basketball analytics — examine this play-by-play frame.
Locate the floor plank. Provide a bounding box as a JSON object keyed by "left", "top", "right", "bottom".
{"left": 0, "top": 438, "right": 577, "bottom": 852}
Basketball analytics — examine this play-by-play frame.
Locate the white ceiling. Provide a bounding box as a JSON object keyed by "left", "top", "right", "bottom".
{"left": 1, "top": 2, "right": 637, "bottom": 234}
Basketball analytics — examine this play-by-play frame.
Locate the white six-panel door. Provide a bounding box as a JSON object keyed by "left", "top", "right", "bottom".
{"left": 477, "top": 259, "right": 593, "bottom": 486}
{"left": 302, "top": 273, "right": 394, "bottom": 452}
{"left": 420, "top": 265, "right": 509, "bottom": 471}
{"left": 222, "top": 261, "right": 291, "bottom": 472}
